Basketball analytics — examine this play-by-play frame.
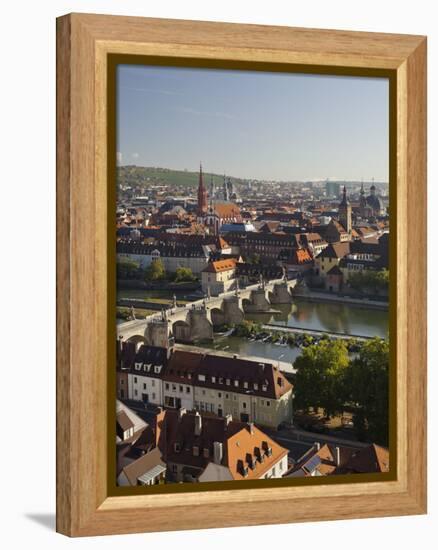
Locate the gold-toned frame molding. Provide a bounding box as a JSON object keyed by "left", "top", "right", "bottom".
{"left": 56, "top": 13, "right": 427, "bottom": 536}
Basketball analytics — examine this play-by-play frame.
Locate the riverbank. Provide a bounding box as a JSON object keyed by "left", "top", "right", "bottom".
{"left": 262, "top": 323, "right": 371, "bottom": 341}
{"left": 294, "top": 289, "right": 388, "bottom": 310}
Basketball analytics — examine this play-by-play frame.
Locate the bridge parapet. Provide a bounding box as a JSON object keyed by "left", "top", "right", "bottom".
{"left": 117, "top": 277, "right": 297, "bottom": 343}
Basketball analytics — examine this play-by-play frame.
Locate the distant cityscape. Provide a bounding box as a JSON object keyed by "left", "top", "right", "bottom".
{"left": 115, "top": 163, "right": 390, "bottom": 487}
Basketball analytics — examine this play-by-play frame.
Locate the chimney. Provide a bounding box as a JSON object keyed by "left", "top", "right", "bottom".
{"left": 178, "top": 407, "right": 187, "bottom": 419}
{"left": 314, "top": 442, "right": 321, "bottom": 451}
{"left": 335, "top": 446, "right": 341, "bottom": 467}
{"left": 247, "top": 422, "right": 255, "bottom": 434}
{"left": 194, "top": 411, "right": 202, "bottom": 436}
{"left": 213, "top": 441, "right": 223, "bottom": 465}
{"left": 225, "top": 414, "right": 232, "bottom": 426}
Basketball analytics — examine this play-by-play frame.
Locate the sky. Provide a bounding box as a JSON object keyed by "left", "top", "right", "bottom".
{"left": 117, "top": 64, "right": 389, "bottom": 182}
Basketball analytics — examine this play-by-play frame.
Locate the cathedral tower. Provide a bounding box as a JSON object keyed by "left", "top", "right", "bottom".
{"left": 339, "top": 186, "right": 352, "bottom": 234}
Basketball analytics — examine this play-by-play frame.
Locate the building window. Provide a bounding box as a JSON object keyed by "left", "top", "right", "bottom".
{"left": 186, "top": 386, "right": 190, "bottom": 393}
{"left": 243, "top": 402, "right": 247, "bottom": 409}
{"left": 134, "top": 377, "right": 137, "bottom": 383}
{"left": 134, "top": 390, "right": 138, "bottom": 396}
{"left": 179, "top": 385, "right": 183, "bottom": 392}
{"left": 218, "top": 392, "right": 222, "bottom": 398}
{"left": 266, "top": 400, "right": 270, "bottom": 407}
{"left": 120, "top": 380, "right": 124, "bottom": 385}
{"left": 143, "top": 383, "right": 147, "bottom": 390}
{"left": 165, "top": 383, "right": 169, "bottom": 390}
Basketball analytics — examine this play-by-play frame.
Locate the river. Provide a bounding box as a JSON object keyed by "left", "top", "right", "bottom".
{"left": 118, "top": 290, "right": 388, "bottom": 364}
{"left": 246, "top": 298, "right": 388, "bottom": 339}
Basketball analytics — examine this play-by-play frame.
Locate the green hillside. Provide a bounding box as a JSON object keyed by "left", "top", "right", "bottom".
{"left": 117, "top": 165, "right": 242, "bottom": 189}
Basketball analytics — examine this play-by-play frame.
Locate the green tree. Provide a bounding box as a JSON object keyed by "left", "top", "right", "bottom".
{"left": 348, "top": 269, "right": 389, "bottom": 294}
{"left": 342, "top": 337, "right": 389, "bottom": 445}
{"left": 117, "top": 258, "right": 140, "bottom": 280}
{"left": 293, "top": 339, "right": 349, "bottom": 417}
{"left": 145, "top": 258, "right": 166, "bottom": 281}
{"left": 174, "top": 266, "right": 196, "bottom": 282}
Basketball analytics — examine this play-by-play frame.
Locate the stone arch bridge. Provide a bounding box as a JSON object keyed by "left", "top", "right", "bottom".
{"left": 117, "top": 278, "right": 298, "bottom": 346}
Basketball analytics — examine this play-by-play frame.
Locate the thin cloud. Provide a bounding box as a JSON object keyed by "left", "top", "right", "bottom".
{"left": 131, "top": 153, "right": 139, "bottom": 160}
{"left": 176, "top": 106, "right": 235, "bottom": 120}
{"left": 120, "top": 86, "right": 180, "bottom": 96}
{"left": 116, "top": 152, "right": 123, "bottom": 164}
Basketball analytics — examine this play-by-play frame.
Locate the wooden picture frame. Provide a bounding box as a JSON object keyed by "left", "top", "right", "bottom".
{"left": 56, "top": 13, "right": 427, "bottom": 536}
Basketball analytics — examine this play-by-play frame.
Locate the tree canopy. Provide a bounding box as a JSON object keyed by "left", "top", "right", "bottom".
{"left": 116, "top": 258, "right": 140, "bottom": 280}
{"left": 342, "top": 337, "right": 389, "bottom": 445}
{"left": 144, "top": 258, "right": 166, "bottom": 281}
{"left": 174, "top": 266, "right": 196, "bottom": 282}
{"left": 293, "top": 339, "right": 349, "bottom": 417}
{"left": 348, "top": 269, "right": 389, "bottom": 294}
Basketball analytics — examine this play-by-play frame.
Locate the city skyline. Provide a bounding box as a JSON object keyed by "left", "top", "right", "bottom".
{"left": 117, "top": 65, "right": 389, "bottom": 182}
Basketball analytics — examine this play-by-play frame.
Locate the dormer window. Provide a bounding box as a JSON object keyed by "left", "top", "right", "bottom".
{"left": 234, "top": 380, "right": 239, "bottom": 387}
{"left": 174, "top": 442, "right": 181, "bottom": 453}
{"left": 203, "top": 448, "right": 209, "bottom": 458}
{"left": 226, "top": 379, "right": 230, "bottom": 386}
{"left": 219, "top": 377, "right": 223, "bottom": 384}
{"left": 254, "top": 383, "right": 258, "bottom": 390}
{"left": 243, "top": 382, "right": 248, "bottom": 389}
{"left": 211, "top": 376, "right": 216, "bottom": 383}
{"left": 262, "top": 384, "right": 267, "bottom": 391}
{"left": 193, "top": 446, "right": 199, "bottom": 457}
{"left": 198, "top": 374, "right": 206, "bottom": 382}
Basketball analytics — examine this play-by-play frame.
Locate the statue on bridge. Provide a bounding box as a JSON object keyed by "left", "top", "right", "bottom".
{"left": 173, "top": 294, "right": 177, "bottom": 309}
{"left": 130, "top": 305, "right": 136, "bottom": 321}
{"left": 235, "top": 279, "right": 240, "bottom": 296}
{"left": 259, "top": 273, "right": 266, "bottom": 290}
{"left": 206, "top": 286, "right": 211, "bottom": 300}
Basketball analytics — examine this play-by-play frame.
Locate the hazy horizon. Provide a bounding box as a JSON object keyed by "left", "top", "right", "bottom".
{"left": 117, "top": 65, "right": 389, "bottom": 182}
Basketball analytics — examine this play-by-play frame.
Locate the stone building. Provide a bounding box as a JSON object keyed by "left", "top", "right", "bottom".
{"left": 201, "top": 258, "right": 237, "bottom": 296}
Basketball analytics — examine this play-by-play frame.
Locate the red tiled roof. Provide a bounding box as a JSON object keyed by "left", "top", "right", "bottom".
{"left": 202, "top": 259, "right": 237, "bottom": 273}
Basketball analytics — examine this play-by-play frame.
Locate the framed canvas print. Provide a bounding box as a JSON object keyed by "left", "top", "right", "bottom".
{"left": 56, "top": 13, "right": 427, "bottom": 536}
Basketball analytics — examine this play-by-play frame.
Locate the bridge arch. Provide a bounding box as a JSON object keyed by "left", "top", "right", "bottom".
{"left": 172, "top": 320, "right": 191, "bottom": 343}
{"left": 125, "top": 334, "right": 146, "bottom": 351}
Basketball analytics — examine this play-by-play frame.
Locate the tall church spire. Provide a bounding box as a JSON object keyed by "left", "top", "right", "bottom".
{"left": 338, "top": 186, "right": 352, "bottom": 234}
{"left": 197, "top": 163, "right": 208, "bottom": 214}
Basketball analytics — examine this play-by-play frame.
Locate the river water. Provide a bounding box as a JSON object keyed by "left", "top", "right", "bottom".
{"left": 118, "top": 291, "right": 388, "bottom": 364}
{"left": 247, "top": 298, "right": 388, "bottom": 339}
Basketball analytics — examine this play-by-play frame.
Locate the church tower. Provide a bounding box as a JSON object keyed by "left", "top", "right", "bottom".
{"left": 359, "top": 182, "right": 367, "bottom": 217}
{"left": 339, "top": 186, "right": 352, "bottom": 234}
{"left": 223, "top": 174, "right": 229, "bottom": 201}
{"left": 197, "top": 163, "right": 208, "bottom": 214}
